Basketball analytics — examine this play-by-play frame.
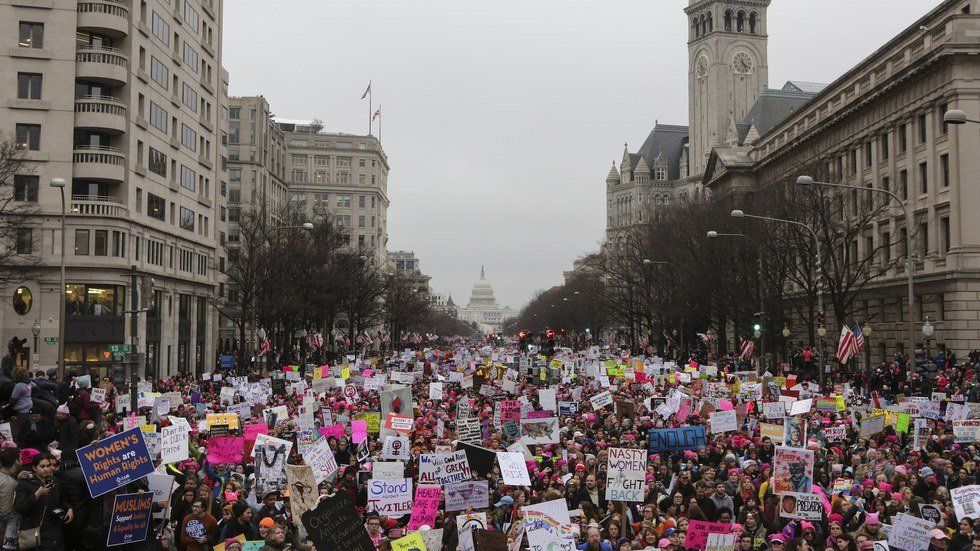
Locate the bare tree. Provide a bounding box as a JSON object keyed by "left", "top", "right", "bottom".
{"left": 0, "top": 136, "right": 40, "bottom": 282}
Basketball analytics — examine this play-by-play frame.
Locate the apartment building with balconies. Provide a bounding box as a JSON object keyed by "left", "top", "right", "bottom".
{"left": 0, "top": 0, "right": 226, "bottom": 378}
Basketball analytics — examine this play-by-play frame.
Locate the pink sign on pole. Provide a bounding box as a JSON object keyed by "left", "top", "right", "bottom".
{"left": 207, "top": 437, "right": 244, "bottom": 464}
{"left": 351, "top": 420, "right": 368, "bottom": 444}
{"left": 407, "top": 485, "right": 441, "bottom": 531}
{"left": 685, "top": 520, "right": 732, "bottom": 550}
{"left": 318, "top": 424, "right": 346, "bottom": 440}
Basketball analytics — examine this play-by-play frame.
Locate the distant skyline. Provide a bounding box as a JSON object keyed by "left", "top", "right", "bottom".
{"left": 223, "top": 0, "right": 939, "bottom": 310}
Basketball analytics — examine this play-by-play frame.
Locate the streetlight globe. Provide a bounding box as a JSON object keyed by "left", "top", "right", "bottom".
{"left": 301, "top": 222, "right": 314, "bottom": 230}
{"left": 730, "top": 209, "right": 744, "bottom": 218}
{"left": 944, "top": 109, "right": 968, "bottom": 125}
{"left": 706, "top": 230, "right": 719, "bottom": 238}
{"left": 922, "top": 319, "right": 935, "bottom": 337}
{"left": 49, "top": 178, "right": 66, "bottom": 188}
{"left": 817, "top": 325, "right": 827, "bottom": 338}
{"left": 753, "top": 329, "right": 761, "bottom": 339}
{"left": 796, "top": 175, "right": 815, "bottom": 186}
{"left": 643, "top": 259, "right": 652, "bottom": 265}
{"left": 863, "top": 324, "right": 872, "bottom": 337}
{"left": 782, "top": 326, "right": 790, "bottom": 338}
{"left": 31, "top": 320, "right": 40, "bottom": 337}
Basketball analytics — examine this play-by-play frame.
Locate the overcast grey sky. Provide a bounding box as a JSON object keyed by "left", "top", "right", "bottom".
{"left": 224, "top": 0, "right": 938, "bottom": 310}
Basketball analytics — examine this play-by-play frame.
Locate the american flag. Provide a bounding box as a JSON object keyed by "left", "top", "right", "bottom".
{"left": 740, "top": 338, "right": 755, "bottom": 360}
{"left": 257, "top": 338, "right": 271, "bottom": 357}
{"left": 697, "top": 332, "right": 716, "bottom": 345}
{"left": 854, "top": 323, "right": 865, "bottom": 350}
{"left": 837, "top": 325, "right": 858, "bottom": 363}
{"left": 361, "top": 81, "right": 371, "bottom": 99}
{"left": 663, "top": 332, "right": 676, "bottom": 349}
{"left": 306, "top": 332, "right": 324, "bottom": 351}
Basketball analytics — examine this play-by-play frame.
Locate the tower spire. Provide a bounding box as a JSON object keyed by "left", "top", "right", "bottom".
{"left": 480, "top": 265, "right": 485, "bottom": 279}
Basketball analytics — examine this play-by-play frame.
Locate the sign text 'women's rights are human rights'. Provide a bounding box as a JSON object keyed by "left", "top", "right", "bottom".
{"left": 76, "top": 427, "right": 156, "bottom": 497}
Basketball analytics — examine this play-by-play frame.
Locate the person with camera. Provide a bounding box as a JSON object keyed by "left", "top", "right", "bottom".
{"left": 13, "top": 451, "right": 73, "bottom": 550}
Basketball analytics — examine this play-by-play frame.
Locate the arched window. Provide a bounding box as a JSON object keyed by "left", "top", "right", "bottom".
{"left": 737, "top": 11, "right": 745, "bottom": 32}
{"left": 693, "top": 19, "right": 699, "bottom": 38}
{"left": 724, "top": 10, "right": 733, "bottom": 31}
{"left": 707, "top": 12, "right": 713, "bottom": 32}
{"left": 663, "top": 195, "right": 670, "bottom": 205}
{"left": 749, "top": 12, "right": 757, "bottom": 34}
{"left": 700, "top": 14, "right": 706, "bottom": 36}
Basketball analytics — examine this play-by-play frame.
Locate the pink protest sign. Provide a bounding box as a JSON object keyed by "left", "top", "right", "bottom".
{"left": 362, "top": 369, "right": 373, "bottom": 377}
{"left": 677, "top": 400, "right": 692, "bottom": 423}
{"left": 685, "top": 520, "right": 732, "bottom": 549}
{"left": 500, "top": 400, "right": 521, "bottom": 422}
{"left": 207, "top": 437, "right": 244, "bottom": 464}
{"left": 243, "top": 423, "right": 269, "bottom": 458}
{"left": 319, "top": 424, "right": 346, "bottom": 440}
{"left": 351, "top": 420, "right": 368, "bottom": 444}
{"left": 526, "top": 410, "right": 554, "bottom": 420}
{"left": 720, "top": 399, "right": 734, "bottom": 411}
{"left": 407, "top": 485, "right": 441, "bottom": 531}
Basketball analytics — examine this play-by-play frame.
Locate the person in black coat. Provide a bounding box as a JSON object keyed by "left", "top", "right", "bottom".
{"left": 14, "top": 452, "right": 72, "bottom": 551}
{"left": 19, "top": 407, "right": 55, "bottom": 452}
{"left": 55, "top": 457, "right": 90, "bottom": 551}
{"left": 54, "top": 405, "right": 80, "bottom": 458}
{"left": 219, "top": 502, "right": 255, "bottom": 541}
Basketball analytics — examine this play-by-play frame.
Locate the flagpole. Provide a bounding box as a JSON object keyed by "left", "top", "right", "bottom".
{"left": 378, "top": 106, "right": 382, "bottom": 143}
{"left": 368, "top": 83, "right": 373, "bottom": 135}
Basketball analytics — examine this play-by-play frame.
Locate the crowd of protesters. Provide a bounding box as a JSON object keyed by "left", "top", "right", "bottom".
{"left": 0, "top": 333, "right": 976, "bottom": 551}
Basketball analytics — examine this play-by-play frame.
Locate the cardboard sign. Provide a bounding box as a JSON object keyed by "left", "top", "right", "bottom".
{"left": 207, "top": 437, "right": 244, "bottom": 464}
{"left": 106, "top": 493, "right": 154, "bottom": 547}
{"left": 774, "top": 446, "right": 814, "bottom": 494}
{"left": 367, "top": 478, "right": 414, "bottom": 516}
{"left": 407, "top": 485, "right": 441, "bottom": 531}
{"left": 303, "top": 438, "right": 339, "bottom": 485}
{"left": 888, "top": 512, "right": 933, "bottom": 551}
{"left": 300, "top": 492, "right": 374, "bottom": 551}
{"left": 285, "top": 464, "right": 319, "bottom": 528}
{"left": 160, "top": 425, "right": 189, "bottom": 465}
{"left": 605, "top": 448, "right": 646, "bottom": 502}
{"left": 445, "top": 480, "right": 489, "bottom": 511}
{"left": 951, "top": 485, "right": 980, "bottom": 520}
{"left": 647, "top": 426, "right": 707, "bottom": 453}
{"left": 685, "top": 520, "right": 732, "bottom": 550}
{"left": 76, "top": 428, "right": 155, "bottom": 498}
{"left": 778, "top": 492, "right": 823, "bottom": 520}
{"left": 497, "top": 451, "right": 531, "bottom": 486}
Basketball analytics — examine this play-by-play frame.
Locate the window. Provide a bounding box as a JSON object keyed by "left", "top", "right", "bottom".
{"left": 941, "top": 216, "right": 950, "bottom": 254}
{"left": 147, "top": 240, "right": 164, "bottom": 266}
{"left": 899, "top": 228, "right": 908, "bottom": 259}
{"left": 864, "top": 142, "right": 872, "bottom": 167}
{"left": 112, "top": 231, "right": 125, "bottom": 257}
{"left": 898, "top": 123, "right": 907, "bottom": 153}
{"left": 182, "top": 43, "right": 198, "bottom": 71}
{"left": 149, "top": 101, "right": 168, "bottom": 133}
{"left": 919, "top": 222, "right": 929, "bottom": 257}
{"left": 151, "top": 12, "right": 170, "bottom": 45}
{"left": 314, "top": 155, "right": 329, "bottom": 166}
{"left": 336, "top": 194, "right": 352, "bottom": 208}
{"left": 229, "top": 107, "right": 240, "bottom": 119}
{"left": 919, "top": 162, "right": 928, "bottom": 194}
{"left": 180, "top": 165, "right": 196, "bottom": 191}
{"left": 16, "top": 229, "right": 32, "bottom": 255}
{"left": 13, "top": 175, "right": 38, "bottom": 202}
{"left": 74, "top": 230, "right": 90, "bottom": 255}
{"left": 181, "top": 83, "right": 198, "bottom": 112}
{"left": 19, "top": 22, "right": 44, "bottom": 49}
{"left": 94, "top": 230, "right": 107, "bottom": 256}
{"left": 150, "top": 56, "right": 169, "bottom": 89}
{"left": 882, "top": 232, "right": 891, "bottom": 263}
{"left": 358, "top": 215, "right": 365, "bottom": 228}
{"left": 181, "top": 124, "right": 197, "bottom": 151}
{"left": 881, "top": 133, "right": 889, "bottom": 160}
{"left": 358, "top": 195, "right": 366, "bottom": 208}
{"left": 290, "top": 139, "right": 308, "bottom": 147}
{"left": 371, "top": 196, "right": 376, "bottom": 208}
{"left": 941, "top": 153, "right": 950, "bottom": 187}
{"left": 145, "top": 147, "right": 166, "bottom": 178}
{"left": 899, "top": 169, "right": 908, "bottom": 200}
{"left": 183, "top": 2, "right": 200, "bottom": 31}
{"left": 148, "top": 193, "right": 165, "bottom": 221}
{"left": 17, "top": 73, "right": 42, "bottom": 100}
{"left": 939, "top": 102, "right": 949, "bottom": 135}
{"left": 291, "top": 154, "right": 308, "bottom": 164}
{"left": 918, "top": 113, "right": 927, "bottom": 144}
{"left": 179, "top": 207, "right": 195, "bottom": 231}
{"left": 359, "top": 158, "right": 366, "bottom": 167}
{"left": 849, "top": 149, "right": 857, "bottom": 174}
{"left": 197, "top": 254, "right": 208, "bottom": 276}
{"left": 291, "top": 169, "right": 306, "bottom": 182}
{"left": 136, "top": 188, "right": 142, "bottom": 213}
{"left": 229, "top": 169, "right": 241, "bottom": 183}
{"left": 228, "top": 121, "right": 239, "bottom": 143}
{"left": 881, "top": 176, "right": 890, "bottom": 193}
{"left": 15, "top": 124, "right": 40, "bottom": 151}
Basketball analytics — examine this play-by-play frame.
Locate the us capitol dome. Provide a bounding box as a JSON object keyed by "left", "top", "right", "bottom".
{"left": 457, "top": 267, "right": 517, "bottom": 334}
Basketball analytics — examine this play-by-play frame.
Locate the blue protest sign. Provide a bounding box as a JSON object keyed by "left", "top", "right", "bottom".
{"left": 647, "top": 426, "right": 707, "bottom": 453}
{"left": 76, "top": 427, "right": 155, "bottom": 498}
{"left": 219, "top": 355, "right": 235, "bottom": 369}
{"left": 107, "top": 493, "right": 153, "bottom": 547}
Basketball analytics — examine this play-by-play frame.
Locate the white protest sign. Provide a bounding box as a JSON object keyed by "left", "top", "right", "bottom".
{"left": 91, "top": 388, "right": 107, "bottom": 404}
{"left": 381, "top": 435, "right": 411, "bottom": 460}
{"left": 590, "top": 391, "right": 613, "bottom": 410}
{"left": 367, "top": 478, "right": 413, "bottom": 517}
{"left": 710, "top": 410, "right": 738, "bottom": 433}
{"left": 605, "top": 448, "right": 647, "bottom": 502}
{"left": 763, "top": 401, "right": 785, "bottom": 419}
{"left": 888, "top": 512, "right": 932, "bottom": 551}
{"left": 303, "top": 438, "right": 339, "bottom": 485}
{"left": 952, "top": 485, "right": 980, "bottom": 520}
{"left": 789, "top": 398, "right": 813, "bottom": 416}
{"left": 497, "top": 451, "right": 531, "bottom": 486}
{"left": 160, "top": 425, "right": 189, "bottom": 464}
{"left": 538, "top": 388, "right": 557, "bottom": 412}
{"left": 372, "top": 461, "right": 405, "bottom": 479}
{"left": 429, "top": 382, "right": 443, "bottom": 401}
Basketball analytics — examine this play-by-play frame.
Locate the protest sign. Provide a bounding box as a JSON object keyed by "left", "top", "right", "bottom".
{"left": 778, "top": 492, "right": 823, "bottom": 520}
{"left": 784, "top": 416, "right": 807, "bottom": 447}
{"left": 824, "top": 425, "right": 847, "bottom": 442}
{"left": 522, "top": 499, "right": 575, "bottom": 551}
{"left": 285, "top": 464, "right": 319, "bottom": 527}
{"left": 457, "top": 512, "right": 488, "bottom": 551}
{"left": 590, "top": 391, "right": 613, "bottom": 410}
{"left": 773, "top": 446, "right": 814, "bottom": 494}
{"left": 473, "top": 528, "right": 507, "bottom": 551}
{"left": 457, "top": 418, "right": 483, "bottom": 444}
{"left": 789, "top": 398, "right": 813, "bottom": 416}
{"left": 385, "top": 413, "right": 414, "bottom": 434}
{"left": 520, "top": 417, "right": 559, "bottom": 444}
{"left": 605, "top": 448, "right": 647, "bottom": 502}
{"left": 888, "top": 512, "right": 933, "bottom": 551}
{"left": 953, "top": 420, "right": 980, "bottom": 443}
{"left": 421, "top": 529, "right": 444, "bottom": 551}
{"left": 381, "top": 435, "right": 411, "bottom": 461}
{"left": 300, "top": 492, "right": 374, "bottom": 551}
{"left": 759, "top": 422, "right": 785, "bottom": 444}
{"left": 429, "top": 382, "right": 443, "bottom": 401}
{"left": 355, "top": 412, "right": 381, "bottom": 434}
{"left": 407, "top": 485, "right": 441, "bottom": 531}
{"left": 303, "top": 438, "right": 339, "bottom": 484}
{"left": 206, "top": 412, "right": 240, "bottom": 430}
{"left": 558, "top": 402, "right": 579, "bottom": 416}
{"left": 538, "top": 388, "right": 557, "bottom": 412}
{"left": 705, "top": 533, "right": 737, "bottom": 551}
{"left": 367, "top": 478, "right": 414, "bottom": 517}
{"left": 392, "top": 532, "right": 428, "bottom": 551}
{"left": 159, "top": 425, "right": 188, "bottom": 465}
{"left": 920, "top": 504, "right": 942, "bottom": 524}
{"left": 445, "top": 480, "right": 490, "bottom": 511}
{"left": 497, "top": 451, "right": 531, "bottom": 486}
{"left": 372, "top": 461, "right": 404, "bottom": 479}
{"left": 499, "top": 400, "right": 522, "bottom": 423}
{"left": 914, "top": 418, "right": 930, "bottom": 450}
{"left": 685, "top": 521, "right": 732, "bottom": 550}
{"left": 106, "top": 493, "right": 153, "bottom": 547}
{"left": 860, "top": 415, "right": 886, "bottom": 437}
{"left": 207, "top": 437, "right": 244, "bottom": 464}
{"left": 91, "top": 388, "right": 107, "bottom": 404}
{"left": 76, "top": 427, "right": 155, "bottom": 498}
{"left": 647, "top": 426, "right": 707, "bottom": 453}
{"left": 710, "top": 410, "right": 738, "bottom": 433}
{"left": 952, "top": 485, "right": 980, "bottom": 520}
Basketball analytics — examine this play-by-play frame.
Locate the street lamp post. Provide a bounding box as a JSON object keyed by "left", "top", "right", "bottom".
{"left": 732, "top": 209, "right": 828, "bottom": 385}
{"left": 797, "top": 175, "right": 918, "bottom": 372}
{"left": 707, "top": 230, "right": 765, "bottom": 364}
{"left": 49, "top": 178, "right": 66, "bottom": 377}
{"left": 31, "top": 320, "right": 40, "bottom": 369}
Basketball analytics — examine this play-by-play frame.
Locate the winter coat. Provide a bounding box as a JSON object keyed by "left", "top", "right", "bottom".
{"left": 13, "top": 471, "right": 68, "bottom": 551}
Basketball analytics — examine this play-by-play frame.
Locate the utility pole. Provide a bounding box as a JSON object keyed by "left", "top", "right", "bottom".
{"left": 129, "top": 266, "right": 139, "bottom": 412}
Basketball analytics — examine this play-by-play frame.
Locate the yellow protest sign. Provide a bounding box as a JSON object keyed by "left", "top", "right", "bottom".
{"left": 835, "top": 396, "right": 846, "bottom": 412}
{"left": 140, "top": 425, "right": 156, "bottom": 434}
{"left": 341, "top": 366, "right": 350, "bottom": 380}
{"left": 356, "top": 412, "right": 381, "bottom": 433}
{"left": 392, "top": 532, "right": 427, "bottom": 551}
{"left": 206, "top": 412, "right": 240, "bottom": 430}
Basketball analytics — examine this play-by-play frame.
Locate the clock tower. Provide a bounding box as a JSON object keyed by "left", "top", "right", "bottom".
{"left": 685, "top": 0, "right": 770, "bottom": 177}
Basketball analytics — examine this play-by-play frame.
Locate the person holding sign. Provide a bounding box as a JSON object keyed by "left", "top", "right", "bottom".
{"left": 13, "top": 452, "right": 72, "bottom": 550}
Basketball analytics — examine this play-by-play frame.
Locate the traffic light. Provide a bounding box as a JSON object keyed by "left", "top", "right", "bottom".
{"left": 112, "top": 363, "right": 126, "bottom": 387}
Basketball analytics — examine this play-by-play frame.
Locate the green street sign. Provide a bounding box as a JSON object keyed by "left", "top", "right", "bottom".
{"left": 108, "top": 344, "right": 131, "bottom": 355}
{"left": 43, "top": 337, "right": 58, "bottom": 345}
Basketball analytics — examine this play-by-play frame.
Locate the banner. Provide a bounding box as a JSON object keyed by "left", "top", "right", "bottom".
{"left": 445, "top": 480, "right": 489, "bottom": 511}
{"left": 686, "top": 520, "right": 732, "bottom": 550}
{"left": 520, "top": 417, "right": 559, "bottom": 444}
{"left": 497, "top": 451, "right": 531, "bottom": 486}
{"left": 76, "top": 427, "right": 155, "bottom": 498}
{"left": 407, "top": 485, "right": 441, "bottom": 531}
{"left": 522, "top": 499, "right": 574, "bottom": 551}
{"left": 106, "top": 493, "right": 154, "bottom": 547}
{"left": 300, "top": 492, "right": 374, "bottom": 551}
{"left": 207, "top": 437, "right": 244, "bottom": 464}
{"left": 773, "top": 446, "right": 814, "bottom": 494}
{"left": 778, "top": 492, "right": 823, "bottom": 520}
{"left": 605, "top": 447, "right": 646, "bottom": 502}
{"left": 367, "top": 478, "right": 413, "bottom": 516}
{"left": 647, "top": 426, "right": 707, "bottom": 453}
